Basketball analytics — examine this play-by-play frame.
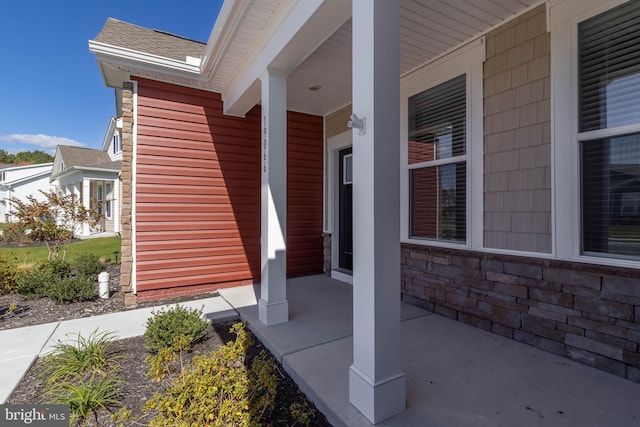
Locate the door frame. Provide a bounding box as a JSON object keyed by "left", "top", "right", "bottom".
{"left": 326, "top": 131, "right": 353, "bottom": 284}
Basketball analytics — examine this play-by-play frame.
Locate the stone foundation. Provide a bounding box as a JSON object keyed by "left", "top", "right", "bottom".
{"left": 323, "top": 233, "right": 332, "bottom": 274}
{"left": 119, "top": 82, "right": 136, "bottom": 308}
{"left": 401, "top": 243, "right": 640, "bottom": 382}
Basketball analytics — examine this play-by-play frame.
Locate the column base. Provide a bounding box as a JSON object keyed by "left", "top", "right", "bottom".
{"left": 258, "top": 298, "right": 289, "bottom": 326}
{"left": 349, "top": 364, "right": 406, "bottom": 424}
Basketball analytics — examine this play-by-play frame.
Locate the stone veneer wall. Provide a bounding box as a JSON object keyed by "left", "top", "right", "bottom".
{"left": 483, "top": 5, "right": 552, "bottom": 253}
{"left": 401, "top": 244, "right": 640, "bottom": 382}
{"left": 119, "top": 82, "right": 135, "bottom": 307}
{"left": 323, "top": 233, "right": 331, "bottom": 274}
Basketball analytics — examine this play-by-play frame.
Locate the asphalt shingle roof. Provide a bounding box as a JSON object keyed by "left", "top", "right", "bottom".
{"left": 58, "top": 146, "right": 120, "bottom": 171}
{"left": 94, "top": 18, "right": 206, "bottom": 62}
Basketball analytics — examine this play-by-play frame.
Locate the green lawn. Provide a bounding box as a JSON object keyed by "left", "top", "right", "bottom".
{"left": 0, "top": 236, "right": 122, "bottom": 266}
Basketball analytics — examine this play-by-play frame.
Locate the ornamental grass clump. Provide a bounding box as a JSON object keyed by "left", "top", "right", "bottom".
{"left": 48, "top": 373, "right": 123, "bottom": 427}
{"left": 40, "top": 330, "right": 121, "bottom": 386}
{"left": 143, "top": 305, "right": 209, "bottom": 352}
{"left": 40, "top": 329, "right": 123, "bottom": 426}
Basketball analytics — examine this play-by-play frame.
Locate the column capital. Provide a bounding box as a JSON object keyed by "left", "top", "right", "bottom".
{"left": 260, "top": 67, "right": 288, "bottom": 81}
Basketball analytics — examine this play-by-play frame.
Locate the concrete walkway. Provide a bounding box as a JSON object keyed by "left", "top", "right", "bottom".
{"left": 2, "top": 275, "right": 640, "bottom": 427}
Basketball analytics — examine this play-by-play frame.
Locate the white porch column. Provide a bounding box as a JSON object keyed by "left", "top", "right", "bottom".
{"left": 349, "top": 0, "right": 405, "bottom": 423}
{"left": 82, "top": 178, "right": 91, "bottom": 236}
{"left": 258, "top": 68, "right": 289, "bottom": 326}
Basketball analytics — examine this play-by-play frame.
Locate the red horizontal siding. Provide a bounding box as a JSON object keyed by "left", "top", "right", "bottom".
{"left": 287, "top": 111, "right": 324, "bottom": 277}
{"left": 136, "top": 280, "right": 252, "bottom": 302}
{"left": 134, "top": 77, "right": 261, "bottom": 297}
{"left": 133, "top": 78, "right": 324, "bottom": 300}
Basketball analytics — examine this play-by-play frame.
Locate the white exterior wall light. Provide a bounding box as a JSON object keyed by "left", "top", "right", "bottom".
{"left": 348, "top": 114, "right": 366, "bottom": 135}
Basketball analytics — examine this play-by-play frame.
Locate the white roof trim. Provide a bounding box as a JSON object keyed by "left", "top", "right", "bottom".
{"left": 89, "top": 40, "right": 203, "bottom": 76}
{"left": 52, "top": 165, "right": 120, "bottom": 181}
{"left": 0, "top": 162, "right": 53, "bottom": 172}
{"left": 3, "top": 169, "right": 52, "bottom": 188}
{"left": 100, "top": 117, "right": 118, "bottom": 152}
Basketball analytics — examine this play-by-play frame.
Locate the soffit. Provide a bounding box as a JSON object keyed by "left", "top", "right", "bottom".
{"left": 286, "top": 0, "right": 543, "bottom": 116}
{"left": 92, "top": 0, "right": 542, "bottom": 115}
{"left": 207, "top": 0, "right": 282, "bottom": 91}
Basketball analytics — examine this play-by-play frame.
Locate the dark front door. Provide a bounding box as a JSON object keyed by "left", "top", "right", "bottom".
{"left": 338, "top": 147, "right": 353, "bottom": 270}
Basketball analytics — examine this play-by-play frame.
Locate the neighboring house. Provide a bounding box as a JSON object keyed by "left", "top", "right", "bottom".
{"left": 0, "top": 163, "right": 54, "bottom": 223}
{"left": 50, "top": 119, "right": 123, "bottom": 237}
{"left": 90, "top": 0, "right": 640, "bottom": 422}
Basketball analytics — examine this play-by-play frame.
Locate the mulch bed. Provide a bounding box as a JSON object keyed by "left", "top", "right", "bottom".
{"left": 1, "top": 264, "right": 332, "bottom": 426}
{"left": 8, "top": 322, "right": 331, "bottom": 426}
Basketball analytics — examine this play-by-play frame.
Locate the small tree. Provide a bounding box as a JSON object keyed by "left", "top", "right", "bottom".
{"left": 10, "top": 190, "right": 101, "bottom": 260}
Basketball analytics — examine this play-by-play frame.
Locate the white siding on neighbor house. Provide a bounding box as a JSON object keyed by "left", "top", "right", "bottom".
{"left": 0, "top": 164, "right": 54, "bottom": 222}
{"left": 106, "top": 129, "right": 123, "bottom": 162}
{"left": 1, "top": 163, "right": 52, "bottom": 183}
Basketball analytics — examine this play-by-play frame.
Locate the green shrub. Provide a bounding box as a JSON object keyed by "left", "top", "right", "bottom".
{"left": 146, "top": 335, "right": 191, "bottom": 383}
{"left": 48, "top": 276, "right": 96, "bottom": 304}
{"left": 290, "top": 401, "right": 316, "bottom": 427}
{"left": 144, "top": 322, "right": 277, "bottom": 426}
{"left": 43, "top": 258, "right": 72, "bottom": 279}
{"left": 15, "top": 268, "right": 56, "bottom": 299}
{"left": 1, "top": 222, "right": 28, "bottom": 243}
{"left": 74, "top": 253, "right": 104, "bottom": 280}
{"left": 0, "top": 253, "right": 20, "bottom": 294}
{"left": 143, "top": 305, "right": 209, "bottom": 352}
{"left": 15, "top": 262, "right": 96, "bottom": 303}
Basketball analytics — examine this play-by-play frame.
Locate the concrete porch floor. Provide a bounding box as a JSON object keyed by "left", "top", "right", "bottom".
{"left": 225, "top": 275, "right": 640, "bottom": 427}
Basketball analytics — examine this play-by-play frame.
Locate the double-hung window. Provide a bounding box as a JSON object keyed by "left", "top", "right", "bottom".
{"left": 408, "top": 74, "right": 467, "bottom": 243}
{"left": 579, "top": 0, "right": 640, "bottom": 259}
{"left": 105, "top": 183, "right": 112, "bottom": 219}
{"left": 97, "top": 185, "right": 104, "bottom": 216}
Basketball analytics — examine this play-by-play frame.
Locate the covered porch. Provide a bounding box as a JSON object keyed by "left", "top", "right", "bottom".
{"left": 214, "top": 0, "right": 540, "bottom": 422}
{"left": 89, "top": 0, "right": 640, "bottom": 422}
{"left": 222, "top": 275, "right": 640, "bottom": 427}
{"left": 55, "top": 176, "right": 119, "bottom": 236}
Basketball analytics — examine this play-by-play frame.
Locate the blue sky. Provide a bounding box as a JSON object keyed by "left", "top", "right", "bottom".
{"left": 0, "top": 0, "right": 223, "bottom": 155}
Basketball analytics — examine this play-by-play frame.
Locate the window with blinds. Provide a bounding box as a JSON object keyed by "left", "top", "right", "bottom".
{"left": 408, "top": 74, "right": 467, "bottom": 243}
{"left": 579, "top": 0, "right": 640, "bottom": 258}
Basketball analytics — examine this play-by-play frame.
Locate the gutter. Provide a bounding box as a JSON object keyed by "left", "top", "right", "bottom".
{"left": 88, "top": 40, "right": 205, "bottom": 78}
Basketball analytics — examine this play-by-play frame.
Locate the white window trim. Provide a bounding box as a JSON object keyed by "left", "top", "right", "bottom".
{"left": 550, "top": 0, "right": 640, "bottom": 268}
{"left": 97, "top": 184, "right": 104, "bottom": 216}
{"left": 324, "top": 130, "right": 352, "bottom": 235}
{"left": 342, "top": 153, "right": 353, "bottom": 185}
{"left": 325, "top": 130, "right": 353, "bottom": 279}
{"left": 105, "top": 182, "right": 113, "bottom": 219}
{"left": 400, "top": 38, "right": 484, "bottom": 250}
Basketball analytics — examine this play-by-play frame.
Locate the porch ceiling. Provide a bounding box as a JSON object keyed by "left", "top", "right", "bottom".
{"left": 287, "top": 0, "right": 542, "bottom": 116}
{"left": 92, "top": 0, "right": 543, "bottom": 116}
